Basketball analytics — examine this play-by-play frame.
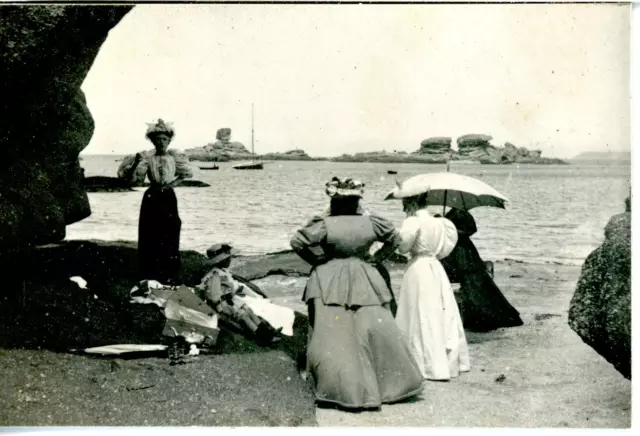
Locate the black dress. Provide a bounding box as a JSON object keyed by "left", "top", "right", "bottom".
{"left": 440, "top": 208, "right": 523, "bottom": 332}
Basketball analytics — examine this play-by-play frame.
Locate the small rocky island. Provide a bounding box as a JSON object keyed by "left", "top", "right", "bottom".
{"left": 184, "top": 132, "right": 568, "bottom": 165}
{"left": 185, "top": 128, "right": 256, "bottom": 162}
{"left": 332, "top": 135, "right": 567, "bottom": 165}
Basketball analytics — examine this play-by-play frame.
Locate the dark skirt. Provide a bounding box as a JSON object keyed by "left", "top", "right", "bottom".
{"left": 441, "top": 236, "right": 523, "bottom": 332}
{"left": 138, "top": 185, "right": 181, "bottom": 282}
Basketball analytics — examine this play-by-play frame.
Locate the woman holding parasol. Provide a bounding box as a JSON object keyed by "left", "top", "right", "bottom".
{"left": 385, "top": 171, "right": 517, "bottom": 380}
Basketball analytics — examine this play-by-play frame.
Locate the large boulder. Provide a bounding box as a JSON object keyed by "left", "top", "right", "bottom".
{"left": 502, "top": 142, "right": 519, "bottom": 161}
{"left": 216, "top": 127, "right": 232, "bottom": 141}
{"left": 457, "top": 133, "right": 494, "bottom": 149}
{"left": 417, "top": 137, "right": 452, "bottom": 154}
{"left": 568, "top": 202, "right": 631, "bottom": 379}
{"left": 0, "top": 5, "right": 132, "bottom": 252}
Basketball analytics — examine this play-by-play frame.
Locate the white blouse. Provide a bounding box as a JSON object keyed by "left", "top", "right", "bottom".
{"left": 398, "top": 208, "right": 459, "bottom": 260}
{"left": 118, "top": 149, "right": 193, "bottom": 185}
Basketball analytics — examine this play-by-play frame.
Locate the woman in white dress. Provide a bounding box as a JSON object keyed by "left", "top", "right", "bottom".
{"left": 395, "top": 193, "right": 471, "bottom": 381}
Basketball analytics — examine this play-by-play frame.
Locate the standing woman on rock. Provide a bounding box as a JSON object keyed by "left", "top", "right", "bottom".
{"left": 120, "top": 119, "right": 193, "bottom": 283}
{"left": 290, "top": 177, "right": 423, "bottom": 411}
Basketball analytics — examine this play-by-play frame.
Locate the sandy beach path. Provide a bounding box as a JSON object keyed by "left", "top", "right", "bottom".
{"left": 256, "top": 261, "right": 631, "bottom": 428}
{"left": 310, "top": 262, "right": 631, "bottom": 427}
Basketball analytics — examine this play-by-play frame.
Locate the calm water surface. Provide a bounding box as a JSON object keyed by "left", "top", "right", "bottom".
{"left": 69, "top": 156, "right": 630, "bottom": 266}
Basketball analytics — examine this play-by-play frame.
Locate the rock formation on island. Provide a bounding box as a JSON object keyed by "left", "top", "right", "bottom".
{"left": 409, "top": 134, "right": 567, "bottom": 165}
{"left": 451, "top": 134, "right": 564, "bottom": 164}
{"left": 184, "top": 128, "right": 254, "bottom": 162}
{"left": 568, "top": 196, "right": 631, "bottom": 379}
{"left": 0, "top": 5, "right": 132, "bottom": 252}
{"left": 261, "top": 149, "right": 316, "bottom": 161}
{"left": 410, "top": 137, "right": 454, "bottom": 163}
{"left": 329, "top": 135, "right": 567, "bottom": 165}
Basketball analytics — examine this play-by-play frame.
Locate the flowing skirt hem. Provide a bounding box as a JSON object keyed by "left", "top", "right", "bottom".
{"left": 315, "top": 383, "right": 425, "bottom": 410}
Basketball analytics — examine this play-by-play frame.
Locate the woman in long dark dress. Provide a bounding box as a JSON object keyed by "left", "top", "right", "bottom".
{"left": 290, "top": 177, "right": 423, "bottom": 410}
{"left": 440, "top": 208, "right": 523, "bottom": 332}
{"left": 120, "top": 119, "right": 193, "bottom": 283}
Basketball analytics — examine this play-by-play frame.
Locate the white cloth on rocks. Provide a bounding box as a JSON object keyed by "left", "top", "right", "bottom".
{"left": 237, "top": 295, "right": 295, "bottom": 337}
{"left": 395, "top": 208, "right": 471, "bottom": 381}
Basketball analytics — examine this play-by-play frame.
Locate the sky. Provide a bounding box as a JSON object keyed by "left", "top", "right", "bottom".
{"left": 81, "top": 3, "right": 631, "bottom": 159}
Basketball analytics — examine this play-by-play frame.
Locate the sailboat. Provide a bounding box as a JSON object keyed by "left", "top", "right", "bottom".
{"left": 233, "top": 103, "right": 263, "bottom": 170}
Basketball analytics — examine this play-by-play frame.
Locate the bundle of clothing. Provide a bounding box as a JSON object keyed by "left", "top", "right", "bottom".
{"left": 129, "top": 243, "right": 295, "bottom": 362}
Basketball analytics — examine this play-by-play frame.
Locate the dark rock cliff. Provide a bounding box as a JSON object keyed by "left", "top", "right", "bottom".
{"left": 0, "top": 5, "right": 133, "bottom": 251}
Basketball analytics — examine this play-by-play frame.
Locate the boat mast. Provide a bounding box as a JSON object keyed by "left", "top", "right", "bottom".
{"left": 251, "top": 103, "right": 255, "bottom": 157}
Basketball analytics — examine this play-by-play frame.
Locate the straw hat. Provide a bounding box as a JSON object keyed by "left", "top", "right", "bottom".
{"left": 206, "top": 243, "right": 240, "bottom": 266}
{"left": 325, "top": 177, "right": 365, "bottom": 198}
{"left": 145, "top": 119, "right": 175, "bottom": 140}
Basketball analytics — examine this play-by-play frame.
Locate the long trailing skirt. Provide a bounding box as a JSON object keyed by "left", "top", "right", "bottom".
{"left": 441, "top": 236, "right": 523, "bottom": 332}
{"left": 138, "top": 185, "right": 181, "bottom": 282}
{"left": 304, "top": 258, "right": 424, "bottom": 410}
{"left": 396, "top": 254, "right": 471, "bottom": 381}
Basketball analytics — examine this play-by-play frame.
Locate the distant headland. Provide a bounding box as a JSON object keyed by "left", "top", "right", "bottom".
{"left": 183, "top": 130, "right": 568, "bottom": 165}
{"left": 571, "top": 151, "right": 630, "bottom": 162}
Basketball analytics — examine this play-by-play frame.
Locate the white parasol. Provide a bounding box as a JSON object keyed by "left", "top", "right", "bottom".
{"left": 384, "top": 172, "right": 509, "bottom": 211}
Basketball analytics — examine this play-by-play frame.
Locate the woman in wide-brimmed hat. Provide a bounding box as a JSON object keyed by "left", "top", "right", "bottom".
{"left": 290, "top": 177, "right": 423, "bottom": 411}
{"left": 120, "top": 119, "right": 193, "bottom": 283}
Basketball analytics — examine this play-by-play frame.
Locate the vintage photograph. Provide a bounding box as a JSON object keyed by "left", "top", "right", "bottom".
{"left": 0, "top": 0, "right": 632, "bottom": 429}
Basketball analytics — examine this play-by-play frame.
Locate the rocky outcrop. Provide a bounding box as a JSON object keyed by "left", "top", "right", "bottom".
{"left": 568, "top": 201, "right": 631, "bottom": 379}
{"left": 453, "top": 134, "right": 567, "bottom": 165}
{"left": 0, "top": 240, "right": 309, "bottom": 366}
{"left": 0, "top": 239, "right": 316, "bottom": 425}
{"left": 83, "top": 176, "right": 211, "bottom": 192}
{"left": 83, "top": 176, "right": 135, "bottom": 193}
{"left": 0, "top": 5, "right": 132, "bottom": 252}
{"left": 261, "top": 149, "right": 315, "bottom": 161}
{"left": 412, "top": 137, "right": 453, "bottom": 162}
{"left": 417, "top": 137, "right": 453, "bottom": 153}
{"left": 455, "top": 134, "right": 500, "bottom": 164}
{"left": 331, "top": 151, "right": 449, "bottom": 164}
{"left": 185, "top": 128, "right": 254, "bottom": 162}
{"left": 329, "top": 135, "right": 566, "bottom": 165}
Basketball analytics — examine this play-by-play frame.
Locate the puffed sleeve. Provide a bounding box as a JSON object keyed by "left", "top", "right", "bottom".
{"left": 397, "top": 216, "right": 420, "bottom": 254}
{"left": 435, "top": 217, "right": 459, "bottom": 260}
{"left": 369, "top": 214, "right": 400, "bottom": 247}
{"left": 445, "top": 208, "right": 477, "bottom": 237}
{"left": 171, "top": 150, "right": 194, "bottom": 179}
{"left": 290, "top": 215, "right": 328, "bottom": 266}
{"left": 117, "top": 153, "right": 149, "bottom": 185}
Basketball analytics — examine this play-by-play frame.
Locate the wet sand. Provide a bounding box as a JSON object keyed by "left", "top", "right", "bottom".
{"left": 254, "top": 260, "right": 631, "bottom": 428}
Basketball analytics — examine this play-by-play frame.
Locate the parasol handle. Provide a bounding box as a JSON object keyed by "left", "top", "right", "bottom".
{"left": 443, "top": 162, "right": 450, "bottom": 215}
{"left": 442, "top": 189, "right": 448, "bottom": 216}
